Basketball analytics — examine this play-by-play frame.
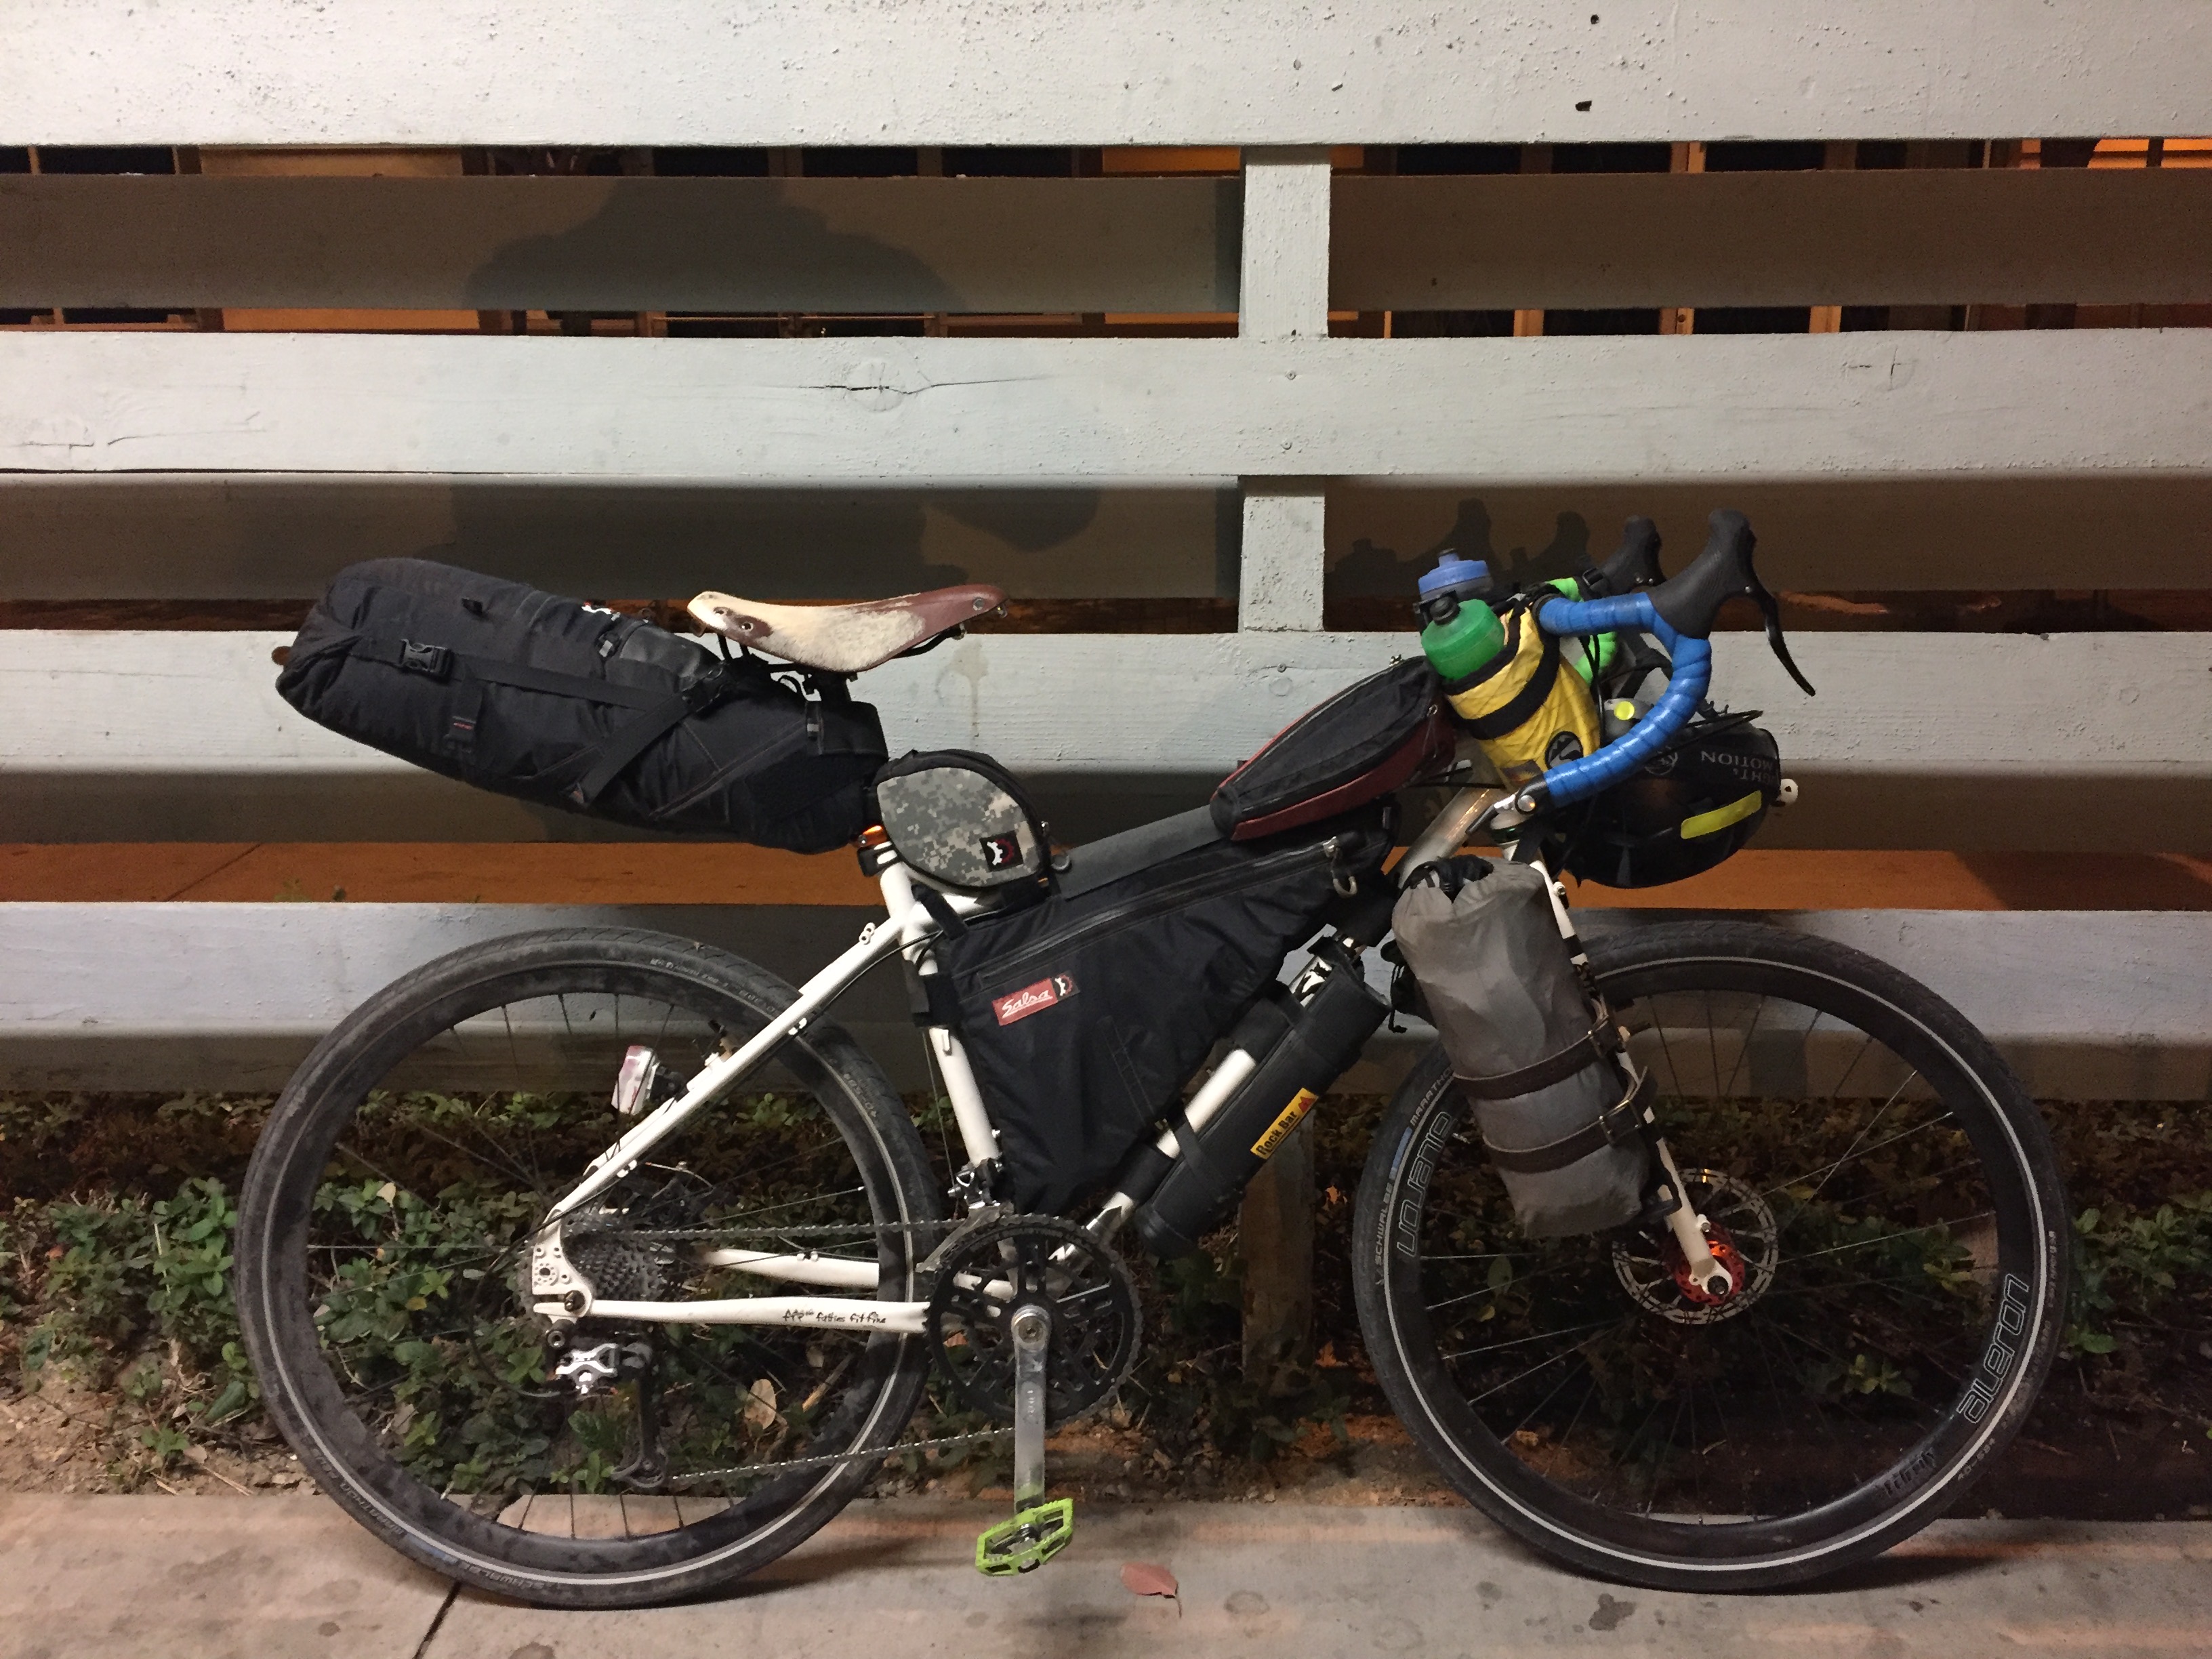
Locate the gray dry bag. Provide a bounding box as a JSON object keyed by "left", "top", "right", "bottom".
{"left": 1391, "top": 857, "right": 1651, "bottom": 1237}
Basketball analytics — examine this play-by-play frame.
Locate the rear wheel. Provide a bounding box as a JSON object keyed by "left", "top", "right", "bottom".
{"left": 1353, "top": 919, "right": 2066, "bottom": 1591}
{"left": 236, "top": 928, "right": 941, "bottom": 1608}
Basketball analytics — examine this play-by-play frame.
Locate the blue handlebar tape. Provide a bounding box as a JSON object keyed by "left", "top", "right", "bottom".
{"left": 1528, "top": 592, "right": 1711, "bottom": 808}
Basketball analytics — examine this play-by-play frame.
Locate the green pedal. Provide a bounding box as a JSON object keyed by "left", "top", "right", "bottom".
{"left": 974, "top": 1498, "right": 1076, "bottom": 1576}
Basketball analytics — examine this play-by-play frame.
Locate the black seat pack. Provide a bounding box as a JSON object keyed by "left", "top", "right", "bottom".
{"left": 276, "top": 558, "right": 888, "bottom": 853}
{"left": 933, "top": 819, "right": 1387, "bottom": 1212}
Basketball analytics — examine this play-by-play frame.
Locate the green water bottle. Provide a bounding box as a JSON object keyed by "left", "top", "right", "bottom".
{"left": 1416, "top": 552, "right": 1505, "bottom": 680}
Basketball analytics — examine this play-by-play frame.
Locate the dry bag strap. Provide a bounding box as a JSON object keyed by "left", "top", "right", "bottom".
{"left": 1452, "top": 1016, "right": 1617, "bottom": 1100}
{"left": 1454, "top": 619, "right": 1562, "bottom": 742}
{"left": 1481, "top": 1069, "right": 1656, "bottom": 1174}
{"left": 358, "top": 636, "right": 731, "bottom": 806}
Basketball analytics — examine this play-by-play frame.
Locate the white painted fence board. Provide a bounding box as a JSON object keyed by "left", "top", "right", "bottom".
{"left": 1238, "top": 153, "right": 1330, "bottom": 344}
{"left": 1336, "top": 171, "right": 2212, "bottom": 311}
{"left": 7, "top": 331, "right": 2210, "bottom": 485}
{"left": 7, "top": 2, "right": 2212, "bottom": 146}
{"left": 1237, "top": 483, "right": 1328, "bottom": 632}
{"left": 1, "top": 903, "right": 2200, "bottom": 1099}
{"left": 3, "top": 631, "right": 2209, "bottom": 848}
{"left": 0, "top": 176, "right": 1239, "bottom": 314}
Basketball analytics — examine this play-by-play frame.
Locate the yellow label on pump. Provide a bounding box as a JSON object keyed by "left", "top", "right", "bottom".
{"left": 1252, "top": 1089, "right": 1319, "bottom": 1159}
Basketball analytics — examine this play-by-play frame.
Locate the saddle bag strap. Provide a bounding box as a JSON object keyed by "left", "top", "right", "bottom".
{"left": 1452, "top": 1016, "right": 1619, "bottom": 1100}
{"left": 1481, "top": 1069, "right": 1656, "bottom": 1174}
{"left": 359, "top": 636, "right": 726, "bottom": 806}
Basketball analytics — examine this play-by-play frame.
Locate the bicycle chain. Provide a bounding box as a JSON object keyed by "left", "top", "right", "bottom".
{"left": 601, "top": 1213, "right": 1025, "bottom": 1489}
{"left": 624, "top": 1220, "right": 943, "bottom": 1242}
{"left": 659, "top": 1423, "right": 1011, "bottom": 1490}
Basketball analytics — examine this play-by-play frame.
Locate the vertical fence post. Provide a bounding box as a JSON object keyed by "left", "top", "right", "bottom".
{"left": 1237, "top": 146, "right": 1331, "bottom": 634}
{"left": 1233, "top": 147, "right": 1332, "bottom": 1385}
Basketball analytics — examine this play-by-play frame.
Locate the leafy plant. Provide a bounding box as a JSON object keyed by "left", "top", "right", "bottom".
{"left": 2067, "top": 1194, "right": 2212, "bottom": 1356}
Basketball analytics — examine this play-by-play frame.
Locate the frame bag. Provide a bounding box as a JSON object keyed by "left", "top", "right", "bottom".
{"left": 276, "top": 558, "right": 887, "bottom": 853}
{"left": 1391, "top": 857, "right": 1650, "bottom": 1237}
{"left": 934, "top": 823, "right": 1385, "bottom": 1212}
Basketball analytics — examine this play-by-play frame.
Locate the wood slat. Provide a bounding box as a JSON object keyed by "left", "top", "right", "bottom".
{"left": 7, "top": 2, "right": 2211, "bottom": 146}
{"left": 1335, "top": 171, "right": 2212, "bottom": 310}
{"left": 0, "top": 176, "right": 1238, "bottom": 314}
{"left": 1, "top": 630, "right": 2208, "bottom": 849}
{"left": 5, "top": 844, "right": 2209, "bottom": 911}
{"left": 6, "top": 331, "right": 2209, "bottom": 485}
{"left": 0, "top": 901, "right": 2200, "bottom": 1099}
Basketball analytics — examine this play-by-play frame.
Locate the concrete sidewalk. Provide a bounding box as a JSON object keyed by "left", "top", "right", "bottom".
{"left": 3, "top": 1495, "right": 2209, "bottom": 1659}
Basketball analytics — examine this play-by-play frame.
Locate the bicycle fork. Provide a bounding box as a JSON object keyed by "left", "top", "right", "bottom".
{"left": 1532, "top": 858, "right": 1734, "bottom": 1300}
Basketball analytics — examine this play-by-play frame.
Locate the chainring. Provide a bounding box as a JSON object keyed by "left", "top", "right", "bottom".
{"left": 924, "top": 1214, "right": 1140, "bottom": 1427}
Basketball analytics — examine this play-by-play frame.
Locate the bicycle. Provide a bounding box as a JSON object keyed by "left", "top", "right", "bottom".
{"left": 235, "top": 517, "right": 2068, "bottom": 1607}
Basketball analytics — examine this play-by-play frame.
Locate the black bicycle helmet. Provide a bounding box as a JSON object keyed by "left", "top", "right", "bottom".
{"left": 1553, "top": 712, "right": 1783, "bottom": 889}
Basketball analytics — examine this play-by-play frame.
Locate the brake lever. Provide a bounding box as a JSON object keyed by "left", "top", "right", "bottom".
{"left": 1750, "top": 583, "right": 1817, "bottom": 697}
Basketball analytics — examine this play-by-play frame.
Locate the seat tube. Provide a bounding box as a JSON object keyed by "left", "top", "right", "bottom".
{"left": 878, "top": 859, "right": 1002, "bottom": 1170}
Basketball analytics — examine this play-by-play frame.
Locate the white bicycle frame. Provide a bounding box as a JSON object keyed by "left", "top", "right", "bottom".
{"left": 524, "top": 779, "right": 1737, "bottom": 1334}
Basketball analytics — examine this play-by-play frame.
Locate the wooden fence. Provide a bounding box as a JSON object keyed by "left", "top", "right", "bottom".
{"left": 2, "top": 0, "right": 2209, "bottom": 1115}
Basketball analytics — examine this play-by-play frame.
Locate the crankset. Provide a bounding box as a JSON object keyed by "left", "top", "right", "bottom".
{"left": 926, "top": 1215, "right": 1139, "bottom": 1574}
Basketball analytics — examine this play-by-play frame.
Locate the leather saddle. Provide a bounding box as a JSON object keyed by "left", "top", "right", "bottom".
{"left": 687, "top": 583, "right": 1006, "bottom": 674}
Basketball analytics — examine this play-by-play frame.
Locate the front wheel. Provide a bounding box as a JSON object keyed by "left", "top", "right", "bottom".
{"left": 1353, "top": 918, "right": 2068, "bottom": 1591}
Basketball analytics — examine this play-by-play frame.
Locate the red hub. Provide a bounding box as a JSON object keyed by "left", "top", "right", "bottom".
{"left": 1669, "top": 1227, "right": 1746, "bottom": 1306}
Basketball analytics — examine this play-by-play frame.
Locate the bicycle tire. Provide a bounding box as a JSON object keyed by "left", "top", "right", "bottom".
{"left": 1353, "top": 918, "right": 2068, "bottom": 1591}
{"left": 236, "top": 927, "right": 941, "bottom": 1608}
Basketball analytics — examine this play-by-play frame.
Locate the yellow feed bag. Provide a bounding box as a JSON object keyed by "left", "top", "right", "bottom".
{"left": 1441, "top": 606, "right": 1602, "bottom": 784}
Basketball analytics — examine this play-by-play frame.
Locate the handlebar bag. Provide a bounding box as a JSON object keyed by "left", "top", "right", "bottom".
{"left": 1440, "top": 602, "right": 1602, "bottom": 786}
{"left": 276, "top": 558, "right": 887, "bottom": 853}
{"left": 933, "top": 819, "right": 1386, "bottom": 1212}
{"left": 1391, "top": 857, "right": 1649, "bottom": 1237}
{"left": 1551, "top": 711, "right": 1782, "bottom": 889}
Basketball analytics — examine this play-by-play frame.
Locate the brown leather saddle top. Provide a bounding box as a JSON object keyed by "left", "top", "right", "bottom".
{"left": 686, "top": 583, "right": 1006, "bottom": 674}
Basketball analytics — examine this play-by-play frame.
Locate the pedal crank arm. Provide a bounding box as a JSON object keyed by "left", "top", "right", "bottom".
{"left": 1010, "top": 1302, "right": 1050, "bottom": 1510}
{"left": 975, "top": 1300, "right": 1076, "bottom": 1575}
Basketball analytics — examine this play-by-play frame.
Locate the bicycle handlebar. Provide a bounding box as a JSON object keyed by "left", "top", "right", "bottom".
{"left": 1528, "top": 592, "right": 1711, "bottom": 808}
{"left": 1504, "top": 508, "right": 1814, "bottom": 813}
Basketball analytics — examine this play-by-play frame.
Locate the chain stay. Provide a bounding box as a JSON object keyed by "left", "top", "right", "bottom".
{"left": 661, "top": 1425, "right": 1010, "bottom": 1490}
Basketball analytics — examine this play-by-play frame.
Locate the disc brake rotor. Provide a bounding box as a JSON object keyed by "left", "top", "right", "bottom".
{"left": 1611, "top": 1168, "right": 1779, "bottom": 1326}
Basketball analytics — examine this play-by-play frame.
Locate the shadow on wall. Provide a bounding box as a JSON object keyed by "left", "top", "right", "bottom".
{"left": 0, "top": 480, "right": 1234, "bottom": 604}
{"left": 1332, "top": 498, "right": 1594, "bottom": 597}
{"left": 463, "top": 174, "right": 962, "bottom": 315}
{"left": 1328, "top": 478, "right": 2212, "bottom": 593}
{"left": 453, "top": 183, "right": 1115, "bottom": 597}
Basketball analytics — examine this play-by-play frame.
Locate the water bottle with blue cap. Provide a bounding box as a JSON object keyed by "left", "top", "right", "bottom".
{"left": 1415, "top": 550, "right": 1506, "bottom": 681}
